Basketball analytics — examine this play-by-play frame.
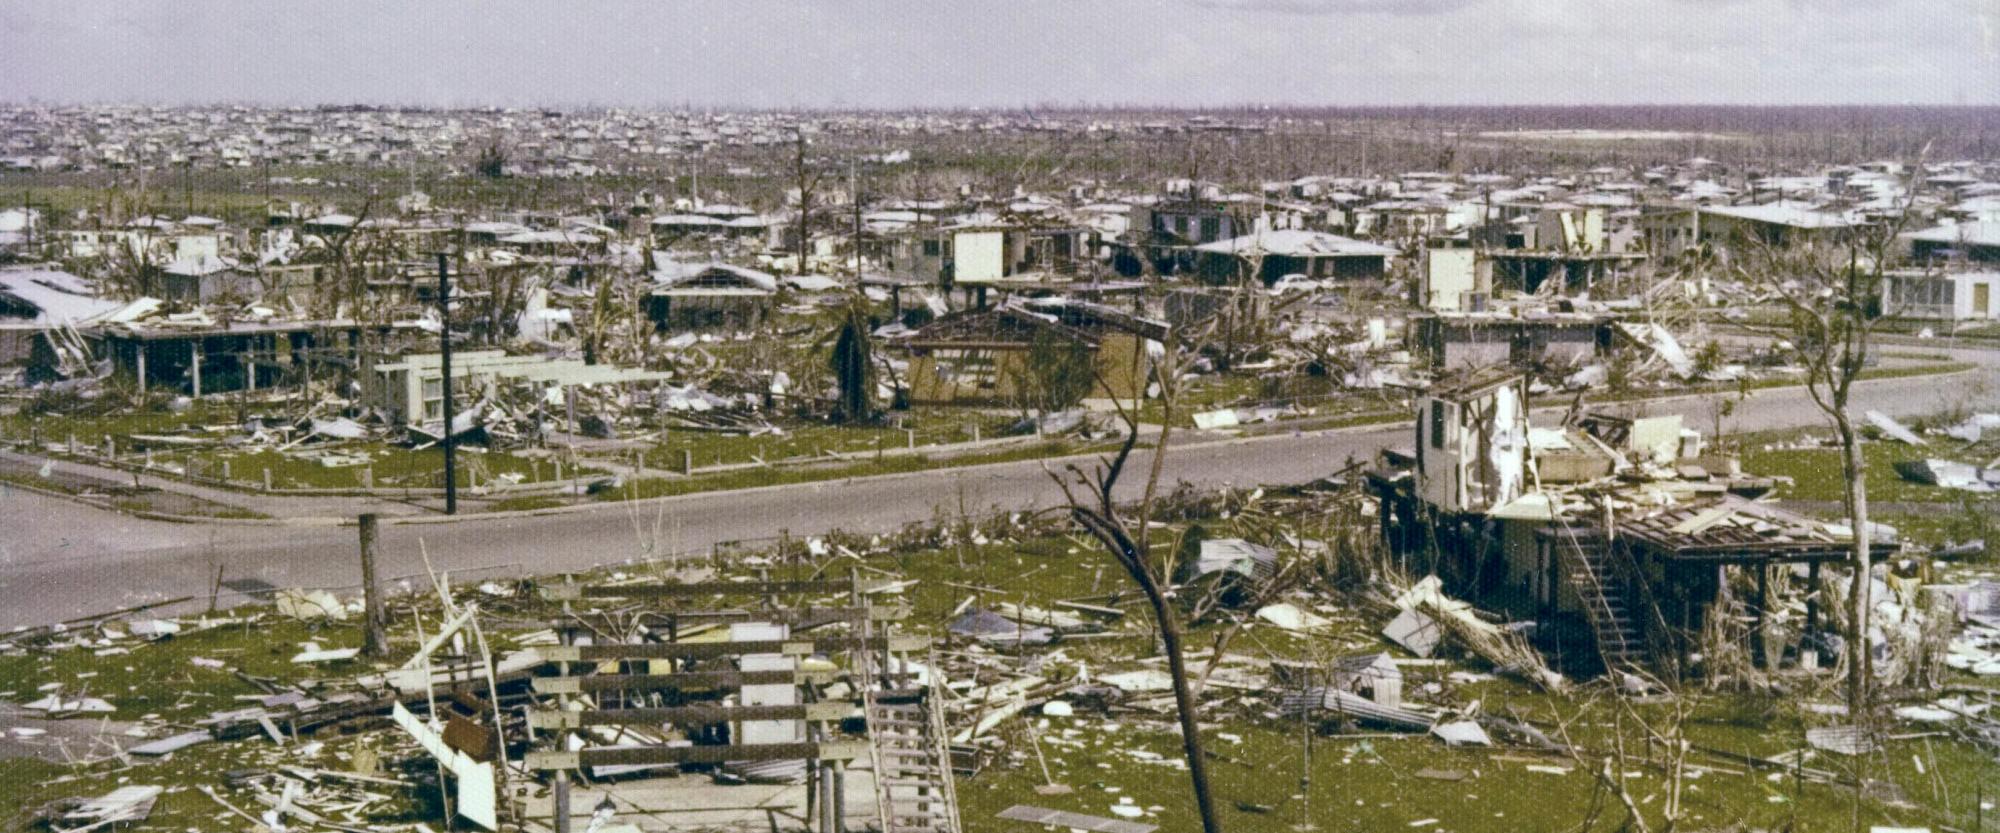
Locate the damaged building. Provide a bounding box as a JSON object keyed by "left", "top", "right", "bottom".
{"left": 1370, "top": 368, "right": 1885, "bottom": 677}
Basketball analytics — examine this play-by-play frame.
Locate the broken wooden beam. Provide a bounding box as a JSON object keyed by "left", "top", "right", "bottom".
{"left": 540, "top": 633, "right": 927, "bottom": 662}
{"left": 525, "top": 739, "right": 867, "bottom": 770}
{"left": 532, "top": 668, "right": 840, "bottom": 694}
{"left": 527, "top": 701, "right": 851, "bottom": 729}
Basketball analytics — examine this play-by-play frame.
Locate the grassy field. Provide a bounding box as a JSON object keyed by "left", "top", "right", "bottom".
{"left": 1734, "top": 418, "right": 2000, "bottom": 550}
{"left": 635, "top": 409, "right": 1023, "bottom": 472}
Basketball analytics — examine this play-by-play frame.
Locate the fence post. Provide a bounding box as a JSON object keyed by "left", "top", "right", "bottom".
{"left": 263, "top": 468, "right": 273, "bottom": 492}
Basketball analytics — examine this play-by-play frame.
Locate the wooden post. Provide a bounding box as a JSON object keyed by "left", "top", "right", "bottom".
{"left": 1804, "top": 560, "right": 1821, "bottom": 636}
{"left": 1752, "top": 563, "right": 1769, "bottom": 669}
{"left": 363, "top": 466, "right": 374, "bottom": 490}
{"left": 263, "top": 467, "right": 273, "bottom": 492}
{"left": 136, "top": 344, "right": 147, "bottom": 395}
{"left": 359, "top": 513, "right": 389, "bottom": 657}
{"left": 221, "top": 460, "right": 231, "bottom": 481}
{"left": 681, "top": 449, "right": 693, "bottom": 475}
{"left": 907, "top": 428, "right": 915, "bottom": 449}
{"left": 190, "top": 340, "right": 202, "bottom": 398}
{"left": 438, "top": 252, "right": 457, "bottom": 516}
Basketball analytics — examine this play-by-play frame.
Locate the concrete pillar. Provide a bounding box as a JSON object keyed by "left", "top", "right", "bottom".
{"left": 222, "top": 461, "right": 231, "bottom": 481}
{"left": 553, "top": 771, "right": 572, "bottom": 833}
{"left": 263, "top": 467, "right": 273, "bottom": 491}
{"left": 190, "top": 341, "right": 202, "bottom": 398}
{"left": 681, "top": 449, "right": 693, "bottom": 475}
{"left": 362, "top": 467, "right": 373, "bottom": 489}
{"left": 135, "top": 344, "right": 147, "bottom": 395}
{"left": 907, "top": 428, "right": 915, "bottom": 449}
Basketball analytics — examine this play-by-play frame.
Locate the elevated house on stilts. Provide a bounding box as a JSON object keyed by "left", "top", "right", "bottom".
{"left": 1370, "top": 367, "right": 1896, "bottom": 680}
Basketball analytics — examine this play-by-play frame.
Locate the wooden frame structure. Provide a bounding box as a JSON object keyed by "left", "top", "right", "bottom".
{"left": 526, "top": 573, "right": 956, "bottom": 833}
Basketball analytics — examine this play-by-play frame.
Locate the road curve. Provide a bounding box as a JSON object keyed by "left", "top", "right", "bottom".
{"left": 2, "top": 361, "right": 1995, "bottom": 629}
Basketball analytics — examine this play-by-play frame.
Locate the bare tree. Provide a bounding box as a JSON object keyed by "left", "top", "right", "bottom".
{"left": 1044, "top": 333, "right": 1223, "bottom": 833}
{"left": 791, "top": 131, "right": 826, "bottom": 279}
{"left": 1737, "top": 154, "right": 1925, "bottom": 716}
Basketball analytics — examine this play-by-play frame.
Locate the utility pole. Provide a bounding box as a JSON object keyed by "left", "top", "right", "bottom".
{"left": 358, "top": 513, "right": 388, "bottom": 657}
{"left": 437, "top": 252, "right": 458, "bottom": 515}
{"left": 850, "top": 157, "right": 862, "bottom": 280}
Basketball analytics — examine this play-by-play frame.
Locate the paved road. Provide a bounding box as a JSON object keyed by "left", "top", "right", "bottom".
{"left": 3, "top": 359, "right": 1996, "bottom": 630}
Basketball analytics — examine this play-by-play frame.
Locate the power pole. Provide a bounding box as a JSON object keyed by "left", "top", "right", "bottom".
{"left": 437, "top": 252, "right": 458, "bottom": 515}
{"left": 850, "top": 157, "right": 862, "bottom": 280}
{"left": 358, "top": 513, "right": 388, "bottom": 657}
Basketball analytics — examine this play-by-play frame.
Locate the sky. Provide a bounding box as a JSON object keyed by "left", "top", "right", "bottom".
{"left": 1, "top": 0, "right": 1996, "bottom": 108}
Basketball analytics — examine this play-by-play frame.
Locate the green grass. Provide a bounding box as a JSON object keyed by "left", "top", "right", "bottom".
{"left": 1741, "top": 428, "right": 2000, "bottom": 506}
{"left": 0, "top": 617, "right": 372, "bottom": 722}
{"left": 605, "top": 436, "right": 1125, "bottom": 501}
{"left": 637, "top": 410, "right": 1022, "bottom": 472}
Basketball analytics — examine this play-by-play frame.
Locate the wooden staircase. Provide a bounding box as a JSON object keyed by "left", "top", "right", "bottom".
{"left": 1561, "top": 544, "right": 1645, "bottom": 674}
{"left": 863, "top": 663, "right": 961, "bottom": 833}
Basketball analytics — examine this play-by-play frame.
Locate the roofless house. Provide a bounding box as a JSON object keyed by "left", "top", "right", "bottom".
{"left": 902, "top": 300, "right": 1166, "bottom": 408}
{"left": 1370, "top": 368, "right": 1889, "bottom": 678}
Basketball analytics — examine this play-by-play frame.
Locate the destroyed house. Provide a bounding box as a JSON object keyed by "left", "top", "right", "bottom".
{"left": 365, "top": 350, "right": 671, "bottom": 426}
{"left": 1373, "top": 371, "right": 1880, "bottom": 677}
{"left": 1143, "top": 199, "right": 1237, "bottom": 245}
{"left": 1696, "top": 202, "right": 1856, "bottom": 247}
{"left": 645, "top": 261, "right": 777, "bottom": 332}
{"left": 1190, "top": 229, "right": 1398, "bottom": 287}
{"left": 903, "top": 301, "right": 1166, "bottom": 406}
{"left": 1419, "top": 246, "right": 1491, "bottom": 311}
{"left": 884, "top": 223, "right": 1092, "bottom": 289}
{"left": 98, "top": 320, "right": 369, "bottom": 396}
{"left": 1485, "top": 250, "right": 1646, "bottom": 296}
{"left": 1412, "top": 367, "right": 1529, "bottom": 517}
{"left": 1407, "top": 310, "right": 1612, "bottom": 372}
{"left": 1531, "top": 496, "right": 1891, "bottom": 676}
{"left": 157, "top": 257, "right": 255, "bottom": 304}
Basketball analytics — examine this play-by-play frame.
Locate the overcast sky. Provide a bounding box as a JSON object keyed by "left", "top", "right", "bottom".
{"left": 2, "top": 0, "right": 1995, "bottom": 108}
